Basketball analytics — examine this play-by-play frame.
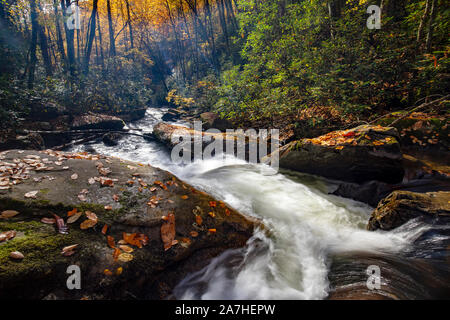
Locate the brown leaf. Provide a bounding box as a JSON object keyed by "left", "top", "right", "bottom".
{"left": 104, "top": 205, "right": 113, "bottom": 210}
{"left": 161, "top": 213, "right": 176, "bottom": 251}
{"left": 189, "top": 231, "right": 199, "bottom": 238}
{"left": 9, "top": 251, "right": 24, "bottom": 260}
{"left": 113, "top": 248, "right": 121, "bottom": 261}
{"left": 101, "top": 224, "right": 108, "bottom": 235}
{"left": 107, "top": 235, "right": 115, "bottom": 248}
{"left": 41, "top": 217, "right": 56, "bottom": 224}
{"left": 104, "top": 269, "right": 113, "bottom": 276}
{"left": 181, "top": 195, "right": 189, "bottom": 200}
{"left": 195, "top": 215, "right": 203, "bottom": 226}
{"left": 0, "top": 210, "right": 20, "bottom": 219}
{"left": 112, "top": 194, "right": 119, "bottom": 202}
{"left": 0, "top": 230, "right": 16, "bottom": 242}
{"left": 118, "top": 253, "right": 133, "bottom": 262}
{"left": 67, "top": 212, "right": 82, "bottom": 224}
{"left": 24, "top": 190, "right": 38, "bottom": 199}
{"left": 71, "top": 173, "right": 78, "bottom": 180}
{"left": 119, "top": 245, "right": 134, "bottom": 253}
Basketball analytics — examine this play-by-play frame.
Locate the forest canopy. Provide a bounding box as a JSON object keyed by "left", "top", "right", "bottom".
{"left": 0, "top": 0, "right": 448, "bottom": 132}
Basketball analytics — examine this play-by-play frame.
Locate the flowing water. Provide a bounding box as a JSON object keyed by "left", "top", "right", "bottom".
{"left": 70, "top": 108, "right": 450, "bottom": 300}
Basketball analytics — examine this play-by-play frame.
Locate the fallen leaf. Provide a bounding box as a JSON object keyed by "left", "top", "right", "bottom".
{"left": 41, "top": 217, "right": 56, "bottom": 224}
{"left": 107, "top": 236, "right": 115, "bottom": 248}
{"left": 225, "top": 209, "right": 231, "bottom": 216}
{"left": 80, "top": 218, "right": 97, "bottom": 230}
{"left": 113, "top": 248, "right": 121, "bottom": 261}
{"left": 104, "top": 269, "right": 113, "bottom": 276}
{"left": 88, "top": 177, "right": 96, "bottom": 185}
{"left": 208, "top": 229, "right": 217, "bottom": 234}
{"left": 118, "top": 253, "right": 134, "bottom": 262}
{"left": 208, "top": 211, "right": 216, "bottom": 218}
{"left": 116, "top": 267, "right": 123, "bottom": 275}
{"left": 78, "top": 194, "right": 87, "bottom": 202}
{"left": 181, "top": 195, "right": 189, "bottom": 200}
{"left": 209, "top": 201, "right": 217, "bottom": 207}
{"left": 112, "top": 194, "right": 119, "bottom": 202}
{"left": 67, "top": 208, "right": 78, "bottom": 217}
{"left": 161, "top": 213, "right": 176, "bottom": 251}
{"left": 67, "top": 212, "right": 82, "bottom": 224}
{"left": 24, "top": 190, "right": 38, "bottom": 199}
{"left": 71, "top": 173, "right": 78, "bottom": 180}
{"left": 101, "top": 224, "right": 108, "bottom": 235}
{"left": 0, "top": 210, "right": 20, "bottom": 219}
{"left": 9, "top": 251, "right": 24, "bottom": 260}
{"left": 195, "top": 215, "right": 202, "bottom": 226}
{"left": 189, "top": 231, "right": 199, "bottom": 238}
{"left": 119, "top": 245, "right": 134, "bottom": 253}
{"left": 0, "top": 230, "right": 16, "bottom": 242}
{"left": 104, "top": 205, "right": 112, "bottom": 210}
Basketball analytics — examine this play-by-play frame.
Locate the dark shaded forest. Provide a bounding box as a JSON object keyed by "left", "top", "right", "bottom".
{"left": 0, "top": 0, "right": 448, "bottom": 139}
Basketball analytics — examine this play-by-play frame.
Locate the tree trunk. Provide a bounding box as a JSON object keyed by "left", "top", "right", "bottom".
{"left": 61, "top": 0, "right": 76, "bottom": 77}
{"left": 38, "top": 25, "right": 53, "bottom": 76}
{"left": 53, "top": 0, "right": 66, "bottom": 66}
{"left": 106, "top": 0, "right": 116, "bottom": 56}
{"left": 27, "top": 0, "right": 38, "bottom": 89}
{"left": 83, "top": 0, "right": 98, "bottom": 74}
{"left": 417, "top": 0, "right": 431, "bottom": 45}
{"left": 425, "top": 0, "right": 438, "bottom": 53}
{"left": 125, "top": 0, "right": 134, "bottom": 49}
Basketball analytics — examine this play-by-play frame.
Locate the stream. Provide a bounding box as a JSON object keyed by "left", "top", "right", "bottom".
{"left": 70, "top": 108, "right": 450, "bottom": 300}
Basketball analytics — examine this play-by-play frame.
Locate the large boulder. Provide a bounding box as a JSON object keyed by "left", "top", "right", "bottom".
{"left": 152, "top": 122, "right": 268, "bottom": 163}
{"left": 0, "top": 133, "right": 45, "bottom": 151}
{"left": 200, "top": 112, "right": 232, "bottom": 132}
{"left": 279, "top": 125, "right": 404, "bottom": 184}
{"left": 27, "top": 98, "right": 66, "bottom": 121}
{"left": 71, "top": 113, "right": 125, "bottom": 131}
{"left": 367, "top": 191, "right": 450, "bottom": 231}
{"left": 0, "top": 150, "right": 255, "bottom": 299}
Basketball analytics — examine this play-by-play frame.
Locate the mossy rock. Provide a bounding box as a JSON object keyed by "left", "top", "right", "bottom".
{"left": 0, "top": 150, "right": 257, "bottom": 299}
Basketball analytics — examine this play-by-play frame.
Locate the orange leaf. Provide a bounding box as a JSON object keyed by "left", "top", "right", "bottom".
{"left": 208, "top": 229, "right": 217, "bottom": 234}
{"left": 209, "top": 201, "right": 217, "bottom": 207}
{"left": 181, "top": 195, "right": 189, "bottom": 200}
{"left": 190, "top": 231, "right": 199, "bottom": 238}
{"left": 161, "top": 213, "right": 176, "bottom": 251}
{"left": 67, "top": 208, "right": 78, "bottom": 217}
{"left": 107, "top": 236, "right": 115, "bottom": 248}
{"left": 104, "top": 269, "right": 113, "bottom": 276}
{"left": 195, "top": 215, "right": 202, "bottom": 226}
{"left": 113, "top": 248, "right": 121, "bottom": 261}
{"left": 101, "top": 224, "right": 108, "bottom": 235}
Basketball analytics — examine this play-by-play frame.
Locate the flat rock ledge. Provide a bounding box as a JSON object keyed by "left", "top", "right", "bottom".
{"left": 0, "top": 150, "right": 256, "bottom": 300}
{"left": 279, "top": 125, "right": 405, "bottom": 184}
{"left": 367, "top": 190, "right": 450, "bottom": 231}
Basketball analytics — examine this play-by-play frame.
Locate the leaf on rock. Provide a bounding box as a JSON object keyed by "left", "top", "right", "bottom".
{"left": 67, "top": 208, "right": 78, "bottom": 217}
{"left": 101, "top": 224, "right": 108, "bottom": 235}
{"left": 119, "top": 245, "right": 134, "bottom": 253}
{"left": 41, "top": 217, "right": 56, "bottom": 224}
{"left": 161, "top": 213, "right": 176, "bottom": 251}
{"left": 118, "top": 253, "right": 134, "bottom": 262}
{"left": 71, "top": 173, "right": 78, "bottom": 180}
{"left": 189, "top": 231, "right": 199, "bottom": 238}
{"left": 67, "top": 212, "right": 82, "bottom": 224}
{"left": 0, "top": 210, "right": 20, "bottom": 219}
{"left": 195, "top": 215, "right": 202, "bottom": 226}
{"left": 24, "top": 190, "right": 38, "bottom": 199}
{"left": 181, "top": 195, "right": 189, "bottom": 200}
{"left": 107, "top": 235, "right": 115, "bottom": 248}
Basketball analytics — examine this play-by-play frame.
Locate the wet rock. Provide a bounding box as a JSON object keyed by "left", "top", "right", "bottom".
{"left": 28, "top": 99, "right": 66, "bottom": 121}
{"left": 200, "top": 112, "right": 232, "bottom": 132}
{"left": 0, "top": 133, "right": 45, "bottom": 151}
{"left": 367, "top": 191, "right": 450, "bottom": 231}
{"left": 152, "top": 122, "right": 269, "bottom": 163}
{"left": 102, "top": 132, "right": 123, "bottom": 146}
{"left": 162, "top": 109, "right": 183, "bottom": 122}
{"left": 0, "top": 150, "right": 256, "bottom": 299}
{"left": 113, "top": 108, "right": 147, "bottom": 122}
{"left": 279, "top": 125, "right": 404, "bottom": 184}
{"left": 71, "top": 113, "right": 125, "bottom": 131}
{"left": 332, "top": 181, "right": 394, "bottom": 207}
